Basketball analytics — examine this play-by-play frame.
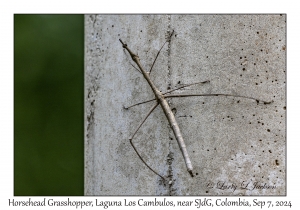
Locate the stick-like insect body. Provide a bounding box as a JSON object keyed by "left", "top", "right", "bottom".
{"left": 120, "top": 32, "right": 194, "bottom": 178}
{"left": 119, "top": 30, "right": 273, "bottom": 179}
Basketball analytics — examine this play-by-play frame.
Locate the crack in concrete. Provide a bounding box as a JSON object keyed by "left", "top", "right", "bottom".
{"left": 167, "top": 150, "right": 176, "bottom": 195}
{"left": 86, "top": 73, "right": 99, "bottom": 194}
{"left": 166, "top": 14, "right": 177, "bottom": 196}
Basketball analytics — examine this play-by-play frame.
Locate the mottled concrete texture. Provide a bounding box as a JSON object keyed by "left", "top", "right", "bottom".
{"left": 85, "top": 15, "right": 286, "bottom": 195}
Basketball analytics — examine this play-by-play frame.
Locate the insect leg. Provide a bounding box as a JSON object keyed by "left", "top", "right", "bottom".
{"left": 162, "top": 80, "right": 210, "bottom": 95}
{"left": 164, "top": 93, "right": 273, "bottom": 104}
{"left": 149, "top": 30, "right": 174, "bottom": 75}
{"left": 123, "top": 98, "right": 156, "bottom": 110}
{"left": 129, "top": 102, "right": 165, "bottom": 180}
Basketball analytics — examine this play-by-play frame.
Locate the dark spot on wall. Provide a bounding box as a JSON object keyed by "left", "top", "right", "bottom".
{"left": 269, "top": 150, "right": 272, "bottom": 153}
{"left": 257, "top": 32, "right": 259, "bottom": 34}
{"left": 240, "top": 57, "right": 242, "bottom": 59}
{"left": 243, "top": 68, "right": 246, "bottom": 71}
{"left": 283, "top": 106, "right": 286, "bottom": 110}
{"left": 177, "top": 81, "right": 181, "bottom": 84}
{"left": 267, "top": 129, "right": 270, "bottom": 132}
{"left": 112, "top": 25, "right": 114, "bottom": 27}
{"left": 282, "top": 46, "right": 286, "bottom": 50}
{"left": 171, "top": 108, "right": 177, "bottom": 115}
{"left": 275, "top": 159, "right": 279, "bottom": 166}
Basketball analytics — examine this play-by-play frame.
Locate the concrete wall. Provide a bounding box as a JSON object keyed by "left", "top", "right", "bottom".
{"left": 85, "top": 15, "right": 286, "bottom": 195}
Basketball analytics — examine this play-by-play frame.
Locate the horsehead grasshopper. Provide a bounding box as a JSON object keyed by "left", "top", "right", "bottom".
{"left": 119, "top": 30, "right": 273, "bottom": 180}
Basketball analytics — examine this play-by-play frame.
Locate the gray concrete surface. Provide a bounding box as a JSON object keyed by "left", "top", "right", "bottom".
{"left": 85, "top": 15, "right": 286, "bottom": 195}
